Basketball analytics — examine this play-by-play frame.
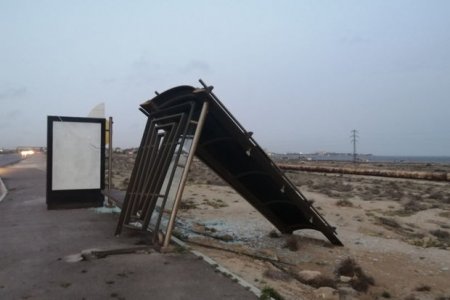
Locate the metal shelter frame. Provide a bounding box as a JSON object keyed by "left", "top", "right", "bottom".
{"left": 115, "top": 80, "right": 343, "bottom": 249}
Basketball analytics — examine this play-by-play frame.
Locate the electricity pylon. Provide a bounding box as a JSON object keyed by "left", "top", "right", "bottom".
{"left": 351, "top": 129, "right": 359, "bottom": 163}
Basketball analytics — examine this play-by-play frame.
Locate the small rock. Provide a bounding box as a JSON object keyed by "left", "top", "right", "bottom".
{"left": 340, "top": 275, "right": 352, "bottom": 283}
{"left": 192, "top": 223, "right": 206, "bottom": 234}
{"left": 313, "top": 287, "right": 339, "bottom": 300}
{"left": 255, "top": 249, "right": 278, "bottom": 261}
{"left": 64, "top": 254, "right": 84, "bottom": 263}
{"left": 441, "top": 267, "right": 448, "bottom": 271}
{"left": 338, "top": 286, "right": 358, "bottom": 296}
{"left": 216, "top": 234, "right": 234, "bottom": 242}
{"left": 297, "top": 270, "right": 323, "bottom": 282}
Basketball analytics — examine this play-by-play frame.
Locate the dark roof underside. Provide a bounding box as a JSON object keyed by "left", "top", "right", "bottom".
{"left": 141, "top": 85, "right": 342, "bottom": 246}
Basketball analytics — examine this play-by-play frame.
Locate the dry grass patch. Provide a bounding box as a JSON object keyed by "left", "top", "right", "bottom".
{"left": 403, "top": 200, "right": 428, "bottom": 214}
{"left": 202, "top": 198, "right": 228, "bottom": 209}
{"left": 377, "top": 216, "right": 402, "bottom": 229}
{"left": 415, "top": 284, "right": 431, "bottom": 292}
{"left": 336, "top": 199, "right": 353, "bottom": 207}
{"left": 439, "top": 211, "right": 450, "bottom": 219}
{"left": 179, "top": 199, "right": 198, "bottom": 210}
{"left": 429, "top": 229, "right": 450, "bottom": 242}
{"left": 302, "top": 274, "right": 336, "bottom": 289}
{"left": 335, "top": 257, "right": 375, "bottom": 292}
{"left": 262, "top": 269, "right": 292, "bottom": 282}
{"left": 283, "top": 235, "right": 299, "bottom": 251}
{"left": 260, "top": 286, "right": 285, "bottom": 300}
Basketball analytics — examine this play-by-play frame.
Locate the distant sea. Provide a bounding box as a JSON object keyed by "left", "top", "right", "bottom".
{"left": 272, "top": 152, "right": 450, "bottom": 164}
{"left": 304, "top": 154, "right": 450, "bottom": 164}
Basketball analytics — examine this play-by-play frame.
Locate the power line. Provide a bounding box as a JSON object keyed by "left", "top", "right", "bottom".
{"left": 350, "top": 129, "right": 359, "bottom": 163}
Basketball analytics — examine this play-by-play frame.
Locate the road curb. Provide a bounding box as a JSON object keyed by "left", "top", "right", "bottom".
{"left": 0, "top": 177, "right": 7, "bottom": 203}
{"left": 170, "top": 235, "right": 263, "bottom": 298}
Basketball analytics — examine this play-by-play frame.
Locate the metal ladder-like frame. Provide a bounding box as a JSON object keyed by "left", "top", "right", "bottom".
{"left": 115, "top": 99, "right": 209, "bottom": 250}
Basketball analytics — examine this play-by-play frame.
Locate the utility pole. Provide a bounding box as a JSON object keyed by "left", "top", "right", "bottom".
{"left": 351, "top": 129, "right": 359, "bottom": 163}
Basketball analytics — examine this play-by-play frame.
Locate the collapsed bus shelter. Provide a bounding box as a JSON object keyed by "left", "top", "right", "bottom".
{"left": 115, "top": 80, "right": 343, "bottom": 250}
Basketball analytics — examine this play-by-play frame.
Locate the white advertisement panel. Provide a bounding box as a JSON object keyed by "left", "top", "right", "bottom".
{"left": 52, "top": 121, "right": 102, "bottom": 190}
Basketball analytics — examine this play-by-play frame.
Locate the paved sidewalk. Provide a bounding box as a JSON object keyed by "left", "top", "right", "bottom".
{"left": 0, "top": 154, "right": 257, "bottom": 300}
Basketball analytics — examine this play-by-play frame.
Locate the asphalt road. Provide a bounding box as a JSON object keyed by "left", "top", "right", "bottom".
{"left": 0, "top": 154, "right": 257, "bottom": 300}
{"left": 0, "top": 153, "right": 21, "bottom": 167}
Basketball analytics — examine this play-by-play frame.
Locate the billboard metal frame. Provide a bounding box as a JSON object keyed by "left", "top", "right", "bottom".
{"left": 47, "top": 116, "right": 105, "bottom": 209}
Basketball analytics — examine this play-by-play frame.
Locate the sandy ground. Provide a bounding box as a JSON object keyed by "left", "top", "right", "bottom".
{"left": 111, "top": 153, "right": 450, "bottom": 300}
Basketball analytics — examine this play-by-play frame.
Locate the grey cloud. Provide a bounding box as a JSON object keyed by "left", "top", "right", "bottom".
{"left": 180, "top": 60, "right": 212, "bottom": 74}
{"left": 0, "top": 87, "right": 28, "bottom": 101}
{"left": 131, "top": 56, "right": 159, "bottom": 70}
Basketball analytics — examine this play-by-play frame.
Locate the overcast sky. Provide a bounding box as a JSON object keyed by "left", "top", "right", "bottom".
{"left": 1, "top": 1, "right": 449, "bottom": 156}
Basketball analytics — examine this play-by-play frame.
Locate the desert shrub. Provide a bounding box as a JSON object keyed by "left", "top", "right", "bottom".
{"left": 310, "top": 183, "right": 320, "bottom": 190}
{"left": 216, "top": 234, "right": 234, "bottom": 242}
{"left": 205, "top": 226, "right": 217, "bottom": 233}
{"left": 410, "top": 237, "right": 447, "bottom": 248}
{"left": 336, "top": 199, "right": 353, "bottom": 207}
{"left": 382, "top": 291, "right": 391, "bottom": 298}
{"left": 283, "top": 235, "right": 299, "bottom": 251}
{"left": 371, "top": 187, "right": 381, "bottom": 195}
{"left": 268, "top": 230, "right": 281, "bottom": 238}
{"left": 403, "top": 200, "right": 428, "bottom": 213}
{"left": 384, "top": 186, "right": 403, "bottom": 200}
{"left": 387, "top": 181, "right": 399, "bottom": 189}
{"left": 305, "top": 275, "right": 336, "bottom": 289}
{"left": 260, "top": 286, "right": 285, "bottom": 300}
{"left": 415, "top": 285, "right": 431, "bottom": 292}
{"left": 377, "top": 217, "right": 401, "bottom": 229}
{"left": 202, "top": 198, "right": 228, "bottom": 209}
{"left": 324, "top": 190, "right": 341, "bottom": 198}
{"left": 409, "top": 193, "right": 423, "bottom": 201}
{"left": 430, "top": 229, "right": 450, "bottom": 242}
{"left": 335, "top": 183, "right": 352, "bottom": 193}
{"left": 350, "top": 273, "right": 375, "bottom": 292}
{"left": 429, "top": 192, "right": 445, "bottom": 201}
{"left": 439, "top": 211, "right": 450, "bottom": 219}
{"left": 336, "top": 258, "right": 359, "bottom": 277}
{"left": 431, "top": 193, "right": 450, "bottom": 204}
{"left": 262, "top": 269, "right": 291, "bottom": 282}
{"left": 179, "top": 200, "right": 198, "bottom": 210}
{"left": 335, "top": 258, "right": 374, "bottom": 292}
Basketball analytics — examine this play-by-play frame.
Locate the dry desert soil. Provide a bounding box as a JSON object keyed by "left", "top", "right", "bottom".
{"left": 111, "top": 153, "right": 450, "bottom": 300}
